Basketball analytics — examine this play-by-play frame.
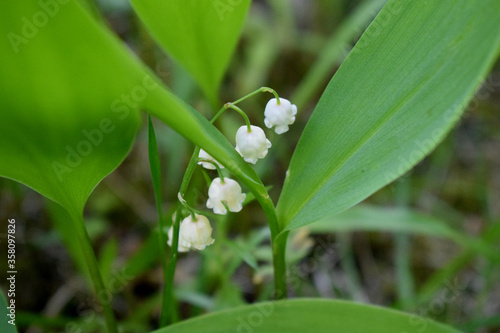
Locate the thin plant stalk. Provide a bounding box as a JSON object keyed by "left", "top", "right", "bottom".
{"left": 271, "top": 231, "right": 288, "bottom": 299}
{"left": 70, "top": 213, "right": 117, "bottom": 333}
{"left": 147, "top": 115, "right": 172, "bottom": 326}
{"left": 162, "top": 209, "right": 182, "bottom": 326}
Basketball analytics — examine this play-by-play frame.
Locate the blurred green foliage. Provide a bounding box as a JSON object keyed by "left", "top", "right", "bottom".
{"left": 0, "top": 0, "right": 499, "bottom": 332}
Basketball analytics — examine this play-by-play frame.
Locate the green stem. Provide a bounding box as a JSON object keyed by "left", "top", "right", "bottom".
{"left": 252, "top": 187, "right": 287, "bottom": 298}
{"left": 147, "top": 115, "right": 171, "bottom": 326}
{"left": 199, "top": 158, "right": 225, "bottom": 183}
{"left": 227, "top": 104, "right": 252, "bottom": 132}
{"left": 210, "top": 87, "right": 280, "bottom": 123}
{"left": 71, "top": 213, "right": 117, "bottom": 333}
{"left": 162, "top": 209, "right": 182, "bottom": 326}
{"left": 232, "top": 86, "right": 279, "bottom": 105}
{"left": 178, "top": 192, "right": 196, "bottom": 219}
{"left": 160, "top": 147, "right": 200, "bottom": 327}
{"left": 212, "top": 162, "right": 225, "bottom": 182}
{"left": 180, "top": 147, "right": 201, "bottom": 194}
{"left": 272, "top": 231, "right": 288, "bottom": 299}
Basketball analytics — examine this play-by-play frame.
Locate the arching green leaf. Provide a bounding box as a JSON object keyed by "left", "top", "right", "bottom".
{"left": 0, "top": 0, "right": 143, "bottom": 214}
{"left": 277, "top": 0, "right": 500, "bottom": 230}
{"left": 152, "top": 299, "right": 458, "bottom": 333}
{"left": 0, "top": 0, "right": 265, "bottom": 218}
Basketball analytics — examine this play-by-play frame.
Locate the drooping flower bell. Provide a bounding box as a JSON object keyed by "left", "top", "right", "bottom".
{"left": 197, "top": 149, "right": 224, "bottom": 170}
{"left": 264, "top": 98, "right": 297, "bottom": 134}
{"left": 235, "top": 125, "right": 272, "bottom": 164}
{"left": 167, "top": 226, "right": 190, "bottom": 253}
{"left": 206, "top": 177, "right": 246, "bottom": 215}
{"left": 179, "top": 214, "right": 215, "bottom": 250}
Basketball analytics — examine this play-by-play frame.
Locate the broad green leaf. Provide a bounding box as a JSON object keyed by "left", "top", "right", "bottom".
{"left": 277, "top": 0, "right": 500, "bottom": 230}
{"left": 131, "top": 0, "right": 251, "bottom": 104}
{"left": 152, "top": 299, "right": 458, "bottom": 333}
{"left": 0, "top": 290, "right": 17, "bottom": 333}
{"left": 0, "top": 0, "right": 143, "bottom": 214}
{"left": 303, "top": 204, "right": 500, "bottom": 262}
{"left": 0, "top": 1, "right": 269, "bottom": 220}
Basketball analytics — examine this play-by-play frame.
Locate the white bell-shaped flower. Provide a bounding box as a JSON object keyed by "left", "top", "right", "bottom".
{"left": 206, "top": 177, "right": 246, "bottom": 215}
{"left": 235, "top": 125, "right": 272, "bottom": 164}
{"left": 264, "top": 98, "right": 297, "bottom": 134}
{"left": 167, "top": 226, "right": 190, "bottom": 252}
{"left": 179, "top": 214, "right": 214, "bottom": 250}
{"left": 197, "top": 149, "right": 224, "bottom": 170}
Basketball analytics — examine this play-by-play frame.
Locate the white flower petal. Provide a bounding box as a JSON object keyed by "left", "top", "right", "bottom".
{"left": 264, "top": 98, "right": 297, "bottom": 135}
{"left": 179, "top": 214, "right": 214, "bottom": 250}
{"left": 167, "top": 226, "right": 190, "bottom": 252}
{"left": 275, "top": 125, "right": 289, "bottom": 134}
{"left": 206, "top": 177, "right": 246, "bottom": 215}
{"left": 235, "top": 125, "right": 271, "bottom": 164}
{"left": 266, "top": 139, "right": 272, "bottom": 148}
{"left": 198, "top": 149, "right": 224, "bottom": 170}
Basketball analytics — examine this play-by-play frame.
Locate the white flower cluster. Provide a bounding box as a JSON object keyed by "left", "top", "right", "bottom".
{"left": 235, "top": 97, "right": 297, "bottom": 164}
{"left": 168, "top": 96, "right": 296, "bottom": 252}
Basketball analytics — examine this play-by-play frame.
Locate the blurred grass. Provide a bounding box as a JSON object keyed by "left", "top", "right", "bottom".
{"left": 0, "top": 0, "right": 499, "bottom": 332}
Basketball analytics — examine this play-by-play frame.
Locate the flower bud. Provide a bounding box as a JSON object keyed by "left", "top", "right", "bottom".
{"left": 167, "top": 226, "right": 190, "bottom": 252}
{"left": 235, "top": 125, "right": 272, "bottom": 164}
{"left": 206, "top": 177, "right": 246, "bottom": 215}
{"left": 264, "top": 98, "right": 297, "bottom": 134}
{"left": 179, "top": 214, "right": 214, "bottom": 250}
{"left": 197, "top": 149, "right": 224, "bottom": 170}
